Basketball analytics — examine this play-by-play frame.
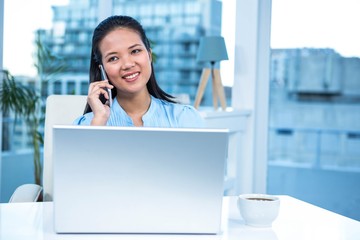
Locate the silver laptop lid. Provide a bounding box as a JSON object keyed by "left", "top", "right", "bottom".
{"left": 52, "top": 125, "right": 229, "bottom": 234}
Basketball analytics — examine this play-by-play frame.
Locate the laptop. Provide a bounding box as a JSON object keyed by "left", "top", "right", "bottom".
{"left": 52, "top": 125, "right": 229, "bottom": 234}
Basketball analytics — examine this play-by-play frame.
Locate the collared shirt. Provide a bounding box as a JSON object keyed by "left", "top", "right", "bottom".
{"left": 74, "top": 96, "right": 205, "bottom": 128}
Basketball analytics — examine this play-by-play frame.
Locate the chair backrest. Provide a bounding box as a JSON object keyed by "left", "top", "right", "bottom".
{"left": 9, "top": 184, "right": 43, "bottom": 203}
{"left": 43, "top": 94, "right": 87, "bottom": 201}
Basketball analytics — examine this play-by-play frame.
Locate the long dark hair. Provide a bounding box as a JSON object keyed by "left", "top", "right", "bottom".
{"left": 84, "top": 15, "right": 175, "bottom": 114}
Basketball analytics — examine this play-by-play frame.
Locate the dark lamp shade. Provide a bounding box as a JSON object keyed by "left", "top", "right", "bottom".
{"left": 196, "top": 36, "right": 229, "bottom": 63}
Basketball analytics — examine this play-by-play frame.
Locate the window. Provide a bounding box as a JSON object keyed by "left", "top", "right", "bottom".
{"left": 80, "top": 81, "right": 88, "bottom": 95}
{"left": 53, "top": 81, "right": 62, "bottom": 94}
{"left": 0, "top": 0, "right": 226, "bottom": 203}
{"left": 0, "top": 0, "right": 71, "bottom": 202}
{"left": 66, "top": 81, "right": 76, "bottom": 94}
{"left": 268, "top": 0, "right": 360, "bottom": 221}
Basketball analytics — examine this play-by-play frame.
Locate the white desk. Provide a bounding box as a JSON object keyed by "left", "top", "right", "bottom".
{"left": 1, "top": 196, "right": 359, "bottom": 240}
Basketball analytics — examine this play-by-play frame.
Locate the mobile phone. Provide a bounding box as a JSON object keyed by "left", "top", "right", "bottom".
{"left": 99, "top": 65, "right": 113, "bottom": 107}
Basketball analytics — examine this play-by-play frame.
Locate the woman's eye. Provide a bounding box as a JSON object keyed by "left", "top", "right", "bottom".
{"left": 108, "top": 56, "right": 118, "bottom": 62}
{"left": 132, "top": 49, "right": 141, "bottom": 54}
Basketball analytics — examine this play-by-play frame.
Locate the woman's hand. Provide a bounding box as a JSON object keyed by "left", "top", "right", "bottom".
{"left": 87, "top": 80, "right": 114, "bottom": 125}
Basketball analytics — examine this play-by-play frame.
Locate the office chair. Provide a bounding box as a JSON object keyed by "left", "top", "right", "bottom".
{"left": 9, "top": 184, "right": 43, "bottom": 203}
{"left": 9, "top": 94, "right": 87, "bottom": 202}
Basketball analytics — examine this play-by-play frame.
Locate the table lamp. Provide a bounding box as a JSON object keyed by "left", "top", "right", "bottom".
{"left": 194, "top": 36, "right": 228, "bottom": 110}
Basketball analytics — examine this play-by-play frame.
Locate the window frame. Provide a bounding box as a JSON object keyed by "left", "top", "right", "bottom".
{"left": 231, "top": 0, "right": 272, "bottom": 193}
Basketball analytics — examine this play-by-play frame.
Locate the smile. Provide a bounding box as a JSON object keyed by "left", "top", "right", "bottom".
{"left": 123, "top": 72, "right": 139, "bottom": 80}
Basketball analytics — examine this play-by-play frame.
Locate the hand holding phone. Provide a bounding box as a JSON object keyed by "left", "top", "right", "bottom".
{"left": 99, "top": 65, "right": 113, "bottom": 107}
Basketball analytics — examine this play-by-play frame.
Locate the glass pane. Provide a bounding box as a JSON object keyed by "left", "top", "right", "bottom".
{"left": 1, "top": 0, "right": 224, "bottom": 202}
{"left": 268, "top": 0, "right": 360, "bottom": 221}
{"left": 220, "top": 0, "right": 236, "bottom": 106}
{"left": 1, "top": 0, "right": 70, "bottom": 202}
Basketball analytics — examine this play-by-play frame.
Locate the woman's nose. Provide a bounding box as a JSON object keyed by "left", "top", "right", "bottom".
{"left": 121, "top": 56, "right": 135, "bottom": 70}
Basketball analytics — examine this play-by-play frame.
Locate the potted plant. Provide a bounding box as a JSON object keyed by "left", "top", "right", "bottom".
{"left": 0, "top": 69, "right": 40, "bottom": 184}
{"left": 0, "top": 32, "right": 67, "bottom": 188}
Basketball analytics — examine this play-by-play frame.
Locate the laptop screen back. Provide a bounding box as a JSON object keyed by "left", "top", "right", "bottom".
{"left": 52, "top": 125, "right": 229, "bottom": 234}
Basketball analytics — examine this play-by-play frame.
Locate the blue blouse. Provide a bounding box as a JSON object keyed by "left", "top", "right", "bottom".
{"left": 74, "top": 96, "right": 205, "bottom": 128}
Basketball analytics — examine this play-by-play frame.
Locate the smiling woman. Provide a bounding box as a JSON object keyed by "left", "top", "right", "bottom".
{"left": 74, "top": 15, "right": 205, "bottom": 128}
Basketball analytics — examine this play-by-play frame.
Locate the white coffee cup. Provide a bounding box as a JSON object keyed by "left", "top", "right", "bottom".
{"left": 237, "top": 194, "right": 280, "bottom": 227}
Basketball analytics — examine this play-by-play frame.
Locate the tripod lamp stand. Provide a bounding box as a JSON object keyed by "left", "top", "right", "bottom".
{"left": 194, "top": 36, "right": 228, "bottom": 110}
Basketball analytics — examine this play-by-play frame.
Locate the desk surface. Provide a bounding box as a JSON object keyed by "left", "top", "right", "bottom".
{"left": 1, "top": 196, "right": 359, "bottom": 240}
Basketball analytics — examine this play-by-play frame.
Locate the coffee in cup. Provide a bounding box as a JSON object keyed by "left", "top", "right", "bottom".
{"left": 237, "top": 194, "right": 280, "bottom": 227}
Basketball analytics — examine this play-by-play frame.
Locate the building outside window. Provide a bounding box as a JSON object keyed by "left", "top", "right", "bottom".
{"left": 1, "top": 0, "right": 359, "bottom": 222}
{"left": 0, "top": 0, "right": 223, "bottom": 202}
{"left": 268, "top": 0, "right": 360, "bottom": 220}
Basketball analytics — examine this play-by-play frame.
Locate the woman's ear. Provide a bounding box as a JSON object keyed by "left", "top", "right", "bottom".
{"left": 149, "top": 49, "right": 153, "bottom": 62}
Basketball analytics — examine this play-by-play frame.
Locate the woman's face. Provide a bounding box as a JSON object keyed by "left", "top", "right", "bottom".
{"left": 99, "top": 27, "right": 152, "bottom": 97}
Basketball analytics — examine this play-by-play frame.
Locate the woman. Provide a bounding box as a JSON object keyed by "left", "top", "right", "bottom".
{"left": 74, "top": 15, "right": 204, "bottom": 127}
